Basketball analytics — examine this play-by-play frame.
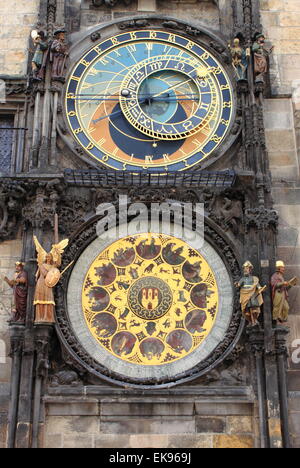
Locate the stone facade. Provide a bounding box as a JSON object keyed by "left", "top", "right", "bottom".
{"left": 44, "top": 390, "right": 257, "bottom": 448}
{"left": 0, "top": 240, "right": 22, "bottom": 448}
{"left": 261, "top": 0, "right": 300, "bottom": 449}
{"left": 261, "top": 0, "right": 300, "bottom": 94}
{"left": 0, "top": 0, "right": 39, "bottom": 77}
{"left": 0, "top": 241, "right": 23, "bottom": 379}
{"left": 79, "top": 0, "right": 221, "bottom": 31}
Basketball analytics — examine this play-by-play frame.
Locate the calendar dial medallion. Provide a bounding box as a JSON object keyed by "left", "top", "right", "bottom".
{"left": 66, "top": 30, "right": 234, "bottom": 172}
{"left": 82, "top": 234, "right": 219, "bottom": 366}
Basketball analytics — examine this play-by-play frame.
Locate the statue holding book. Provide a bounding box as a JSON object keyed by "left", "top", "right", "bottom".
{"left": 235, "top": 261, "right": 266, "bottom": 327}
{"left": 252, "top": 33, "right": 274, "bottom": 82}
{"left": 271, "top": 261, "right": 298, "bottom": 324}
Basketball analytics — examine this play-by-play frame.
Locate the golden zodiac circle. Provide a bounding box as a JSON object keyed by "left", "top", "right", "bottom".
{"left": 82, "top": 233, "right": 219, "bottom": 366}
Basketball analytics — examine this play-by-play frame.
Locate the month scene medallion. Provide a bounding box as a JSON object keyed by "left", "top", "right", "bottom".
{"left": 81, "top": 233, "right": 219, "bottom": 366}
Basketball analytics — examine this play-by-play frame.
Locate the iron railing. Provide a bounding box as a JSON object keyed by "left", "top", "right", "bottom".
{"left": 64, "top": 169, "right": 236, "bottom": 188}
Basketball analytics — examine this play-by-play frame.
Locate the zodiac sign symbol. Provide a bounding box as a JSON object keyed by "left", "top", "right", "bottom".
{"left": 160, "top": 267, "right": 170, "bottom": 274}
{"left": 117, "top": 281, "right": 130, "bottom": 290}
{"left": 144, "top": 263, "right": 155, "bottom": 274}
{"left": 178, "top": 291, "right": 186, "bottom": 302}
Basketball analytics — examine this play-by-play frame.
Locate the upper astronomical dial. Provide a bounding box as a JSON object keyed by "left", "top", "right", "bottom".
{"left": 66, "top": 30, "right": 234, "bottom": 172}
{"left": 119, "top": 55, "right": 218, "bottom": 141}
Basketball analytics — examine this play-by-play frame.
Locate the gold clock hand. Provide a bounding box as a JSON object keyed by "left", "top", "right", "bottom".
{"left": 151, "top": 78, "right": 194, "bottom": 99}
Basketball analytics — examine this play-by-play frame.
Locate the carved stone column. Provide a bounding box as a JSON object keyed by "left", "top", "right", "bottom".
{"left": 275, "top": 326, "right": 291, "bottom": 448}
{"left": 14, "top": 328, "right": 35, "bottom": 448}
{"left": 245, "top": 207, "right": 284, "bottom": 448}
{"left": 6, "top": 324, "right": 25, "bottom": 448}
{"left": 247, "top": 327, "right": 269, "bottom": 448}
{"left": 30, "top": 85, "right": 43, "bottom": 170}
{"left": 31, "top": 0, "right": 66, "bottom": 172}
{"left": 14, "top": 180, "right": 61, "bottom": 448}
{"left": 0, "top": 181, "right": 26, "bottom": 242}
{"left": 32, "top": 324, "right": 54, "bottom": 449}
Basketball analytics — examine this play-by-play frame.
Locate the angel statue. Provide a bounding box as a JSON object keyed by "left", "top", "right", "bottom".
{"left": 33, "top": 236, "right": 69, "bottom": 323}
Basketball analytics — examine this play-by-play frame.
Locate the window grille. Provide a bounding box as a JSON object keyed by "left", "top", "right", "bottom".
{"left": 0, "top": 115, "right": 14, "bottom": 173}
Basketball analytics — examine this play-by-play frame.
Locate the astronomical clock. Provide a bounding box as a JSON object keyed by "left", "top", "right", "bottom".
{"left": 5, "top": 0, "right": 288, "bottom": 450}
{"left": 65, "top": 30, "right": 234, "bottom": 172}
{"left": 59, "top": 26, "right": 240, "bottom": 388}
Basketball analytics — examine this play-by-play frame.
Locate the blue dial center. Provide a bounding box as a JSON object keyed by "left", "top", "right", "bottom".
{"left": 138, "top": 71, "right": 179, "bottom": 123}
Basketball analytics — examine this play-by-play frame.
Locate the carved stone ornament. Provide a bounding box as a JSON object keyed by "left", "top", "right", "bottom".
{"left": 0, "top": 178, "right": 248, "bottom": 242}
{"left": 275, "top": 327, "right": 289, "bottom": 357}
{"left": 22, "top": 181, "right": 63, "bottom": 229}
{"left": 35, "top": 339, "right": 50, "bottom": 378}
{"left": 90, "top": 30, "right": 101, "bottom": 42}
{"left": 92, "top": 0, "right": 133, "bottom": 7}
{"left": 54, "top": 213, "right": 244, "bottom": 389}
{"left": 50, "top": 369, "right": 81, "bottom": 387}
{"left": 0, "top": 179, "right": 70, "bottom": 238}
{"left": 58, "top": 184, "right": 246, "bottom": 239}
{"left": 233, "top": 0, "right": 262, "bottom": 43}
{"left": 245, "top": 206, "right": 278, "bottom": 232}
{"left": 0, "top": 181, "right": 27, "bottom": 241}
{"left": 8, "top": 327, "right": 25, "bottom": 358}
{"left": 118, "top": 19, "right": 150, "bottom": 30}
{"left": 197, "top": 345, "right": 247, "bottom": 386}
{"left": 5, "top": 82, "right": 27, "bottom": 96}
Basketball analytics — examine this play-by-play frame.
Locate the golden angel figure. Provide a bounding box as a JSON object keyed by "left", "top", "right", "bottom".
{"left": 33, "top": 236, "right": 69, "bottom": 323}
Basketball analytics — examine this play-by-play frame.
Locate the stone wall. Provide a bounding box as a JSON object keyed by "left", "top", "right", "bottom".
{"left": 0, "top": 0, "right": 299, "bottom": 449}
{"left": 79, "top": 0, "right": 220, "bottom": 31}
{"left": 261, "top": 0, "right": 300, "bottom": 449}
{"left": 0, "top": 240, "right": 22, "bottom": 448}
{"left": 0, "top": 0, "right": 36, "bottom": 446}
{"left": 260, "top": 0, "right": 300, "bottom": 95}
{"left": 44, "top": 392, "right": 257, "bottom": 448}
{"left": 0, "top": 0, "right": 39, "bottom": 77}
